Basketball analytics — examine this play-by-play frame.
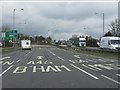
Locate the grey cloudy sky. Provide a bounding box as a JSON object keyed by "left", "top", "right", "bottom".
{"left": 1, "top": 1, "right": 118, "bottom": 40}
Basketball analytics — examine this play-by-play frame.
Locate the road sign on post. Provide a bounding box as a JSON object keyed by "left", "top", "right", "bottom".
{"left": 2, "top": 30, "right": 18, "bottom": 47}
{"left": 2, "top": 30, "right": 18, "bottom": 40}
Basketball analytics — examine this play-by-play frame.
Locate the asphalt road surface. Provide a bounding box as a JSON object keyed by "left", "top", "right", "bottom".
{"left": 1, "top": 45, "right": 120, "bottom": 88}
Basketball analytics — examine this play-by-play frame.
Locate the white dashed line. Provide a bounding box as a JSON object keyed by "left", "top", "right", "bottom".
{"left": 0, "top": 65, "right": 13, "bottom": 76}
{"left": 16, "top": 60, "right": 20, "bottom": 63}
{"left": 70, "top": 64, "right": 99, "bottom": 80}
{"left": 57, "top": 56, "right": 65, "bottom": 61}
{"left": 101, "top": 75, "right": 120, "bottom": 85}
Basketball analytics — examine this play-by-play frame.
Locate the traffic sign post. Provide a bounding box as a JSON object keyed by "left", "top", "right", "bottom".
{"left": 2, "top": 30, "right": 18, "bottom": 47}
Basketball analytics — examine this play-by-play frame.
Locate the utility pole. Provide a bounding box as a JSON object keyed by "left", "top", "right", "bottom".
{"left": 12, "top": 8, "right": 24, "bottom": 47}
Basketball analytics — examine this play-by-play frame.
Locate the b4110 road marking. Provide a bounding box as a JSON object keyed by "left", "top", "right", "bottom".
{"left": 13, "top": 65, "right": 71, "bottom": 73}
{"left": 70, "top": 64, "right": 99, "bottom": 80}
{"left": 0, "top": 57, "right": 11, "bottom": 61}
{"left": 0, "top": 65, "right": 13, "bottom": 76}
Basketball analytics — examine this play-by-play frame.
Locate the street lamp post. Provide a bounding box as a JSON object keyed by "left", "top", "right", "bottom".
{"left": 12, "top": 8, "right": 24, "bottom": 47}
{"left": 13, "top": 8, "right": 24, "bottom": 30}
{"left": 95, "top": 12, "right": 105, "bottom": 36}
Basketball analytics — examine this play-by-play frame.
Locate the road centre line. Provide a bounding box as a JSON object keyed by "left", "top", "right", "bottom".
{"left": 57, "top": 56, "right": 65, "bottom": 61}
{"left": 48, "top": 50, "right": 56, "bottom": 56}
{"left": 101, "top": 75, "right": 120, "bottom": 85}
{"left": 70, "top": 64, "right": 99, "bottom": 80}
{"left": 0, "top": 57, "right": 11, "bottom": 61}
{"left": 0, "top": 65, "right": 13, "bottom": 76}
{"left": 16, "top": 60, "right": 20, "bottom": 63}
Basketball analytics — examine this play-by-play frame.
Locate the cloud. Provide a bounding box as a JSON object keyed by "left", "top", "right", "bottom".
{"left": 1, "top": 2, "right": 118, "bottom": 40}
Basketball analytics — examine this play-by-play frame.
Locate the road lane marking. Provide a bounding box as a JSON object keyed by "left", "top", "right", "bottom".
{"left": 13, "top": 65, "right": 71, "bottom": 73}
{"left": 48, "top": 50, "right": 56, "bottom": 56}
{"left": 88, "top": 65, "right": 102, "bottom": 70}
{"left": 82, "top": 64, "right": 97, "bottom": 71}
{"left": 37, "top": 56, "right": 43, "bottom": 60}
{"left": 70, "top": 64, "right": 99, "bottom": 79}
{"left": 16, "top": 60, "right": 20, "bottom": 63}
{"left": 101, "top": 75, "right": 120, "bottom": 85}
{"left": 0, "top": 65, "right": 13, "bottom": 76}
{"left": 57, "top": 56, "right": 65, "bottom": 61}
{"left": 85, "top": 59, "right": 96, "bottom": 62}
{"left": 52, "top": 53, "right": 56, "bottom": 56}
{"left": 94, "top": 64, "right": 113, "bottom": 70}
{"left": 0, "top": 57, "right": 11, "bottom": 61}
{"left": 74, "top": 55, "right": 81, "bottom": 59}
{"left": 116, "top": 74, "right": 120, "bottom": 77}
{"left": 97, "top": 59, "right": 106, "bottom": 62}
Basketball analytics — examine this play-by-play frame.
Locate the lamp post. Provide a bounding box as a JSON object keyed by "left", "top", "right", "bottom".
{"left": 95, "top": 12, "right": 105, "bottom": 36}
{"left": 13, "top": 8, "right": 24, "bottom": 30}
{"left": 12, "top": 8, "right": 24, "bottom": 47}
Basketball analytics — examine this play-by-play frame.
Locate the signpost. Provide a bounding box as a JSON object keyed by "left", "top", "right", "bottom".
{"left": 2, "top": 30, "right": 18, "bottom": 47}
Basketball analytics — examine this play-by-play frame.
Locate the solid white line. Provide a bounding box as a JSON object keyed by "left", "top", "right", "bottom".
{"left": 101, "top": 75, "right": 120, "bottom": 85}
{"left": 0, "top": 57, "right": 11, "bottom": 61}
{"left": 116, "top": 74, "right": 120, "bottom": 77}
{"left": 70, "top": 64, "right": 99, "bottom": 79}
{"left": 0, "top": 65, "right": 13, "bottom": 76}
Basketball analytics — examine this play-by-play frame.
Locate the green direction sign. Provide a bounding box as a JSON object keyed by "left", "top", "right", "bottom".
{"left": 2, "top": 30, "right": 18, "bottom": 41}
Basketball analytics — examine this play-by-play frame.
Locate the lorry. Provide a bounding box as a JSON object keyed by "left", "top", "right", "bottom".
{"left": 21, "top": 40, "right": 32, "bottom": 50}
{"left": 79, "top": 37, "right": 86, "bottom": 47}
{"left": 100, "top": 36, "right": 120, "bottom": 49}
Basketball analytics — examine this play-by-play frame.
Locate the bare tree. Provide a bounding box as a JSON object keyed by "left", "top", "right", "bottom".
{"left": 108, "top": 18, "right": 120, "bottom": 36}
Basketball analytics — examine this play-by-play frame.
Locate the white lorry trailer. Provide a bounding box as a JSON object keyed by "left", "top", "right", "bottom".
{"left": 79, "top": 37, "right": 86, "bottom": 47}
{"left": 21, "top": 40, "right": 32, "bottom": 50}
{"left": 100, "top": 37, "right": 120, "bottom": 49}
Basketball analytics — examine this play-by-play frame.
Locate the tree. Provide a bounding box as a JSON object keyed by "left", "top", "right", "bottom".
{"left": 46, "top": 36, "right": 52, "bottom": 44}
{"left": 104, "top": 31, "right": 113, "bottom": 37}
{"left": 85, "top": 36, "right": 99, "bottom": 47}
{"left": 108, "top": 18, "right": 120, "bottom": 36}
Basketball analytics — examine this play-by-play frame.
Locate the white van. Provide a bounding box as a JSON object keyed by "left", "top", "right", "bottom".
{"left": 100, "top": 37, "right": 120, "bottom": 49}
{"left": 21, "top": 40, "right": 32, "bottom": 50}
{"left": 79, "top": 38, "right": 86, "bottom": 47}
